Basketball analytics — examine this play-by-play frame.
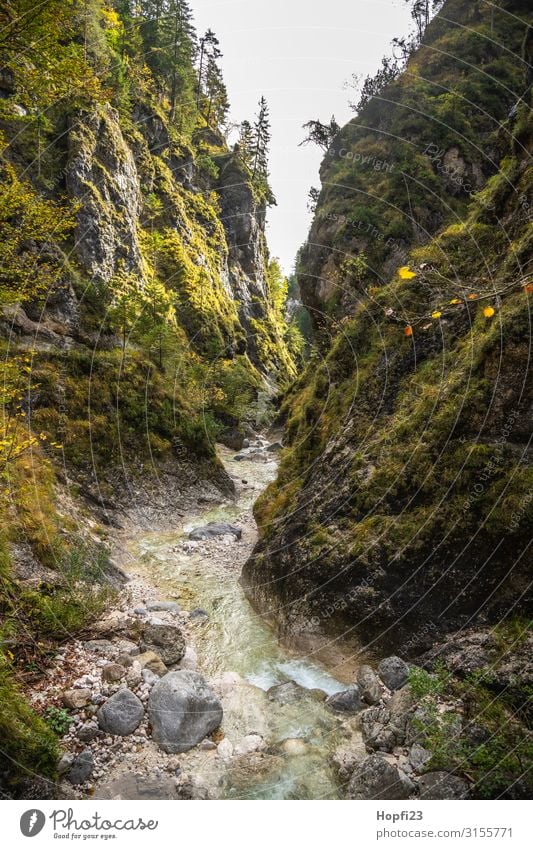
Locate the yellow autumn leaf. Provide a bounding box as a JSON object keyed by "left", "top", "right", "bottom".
{"left": 404, "top": 325, "right": 413, "bottom": 337}
{"left": 449, "top": 298, "right": 461, "bottom": 305}
{"left": 483, "top": 306, "right": 495, "bottom": 318}
{"left": 398, "top": 266, "right": 417, "bottom": 280}
{"left": 431, "top": 311, "right": 442, "bottom": 320}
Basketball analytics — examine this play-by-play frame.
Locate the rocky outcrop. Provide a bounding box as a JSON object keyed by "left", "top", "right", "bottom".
{"left": 67, "top": 107, "right": 143, "bottom": 285}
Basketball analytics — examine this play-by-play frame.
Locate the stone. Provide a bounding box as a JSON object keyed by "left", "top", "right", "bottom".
{"left": 126, "top": 667, "right": 143, "bottom": 688}
{"left": 148, "top": 671, "right": 223, "bottom": 754}
{"left": 417, "top": 772, "right": 469, "bottom": 800}
{"left": 63, "top": 688, "right": 92, "bottom": 709}
{"left": 188, "top": 522, "right": 242, "bottom": 541}
{"left": 189, "top": 608, "right": 209, "bottom": 622}
{"left": 66, "top": 749, "right": 95, "bottom": 785}
{"left": 135, "top": 650, "right": 168, "bottom": 677}
{"left": 348, "top": 754, "right": 415, "bottom": 800}
{"left": 357, "top": 665, "right": 383, "bottom": 705}
{"left": 77, "top": 721, "right": 100, "bottom": 743}
{"left": 378, "top": 656, "right": 410, "bottom": 690}
{"left": 219, "top": 427, "right": 245, "bottom": 451}
{"left": 97, "top": 689, "right": 144, "bottom": 736}
{"left": 409, "top": 743, "right": 433, "bottom": 773}
{"left": 210, "top": 671, "right": 244, "bottom": 697}
{"left": 266, "top": 442, "right": 283, "bottom": 453}
{"left": 217, "top": 738, "right": 234, "bottom": 761}
{"left": 331, "top": 741, "right": 367, "bottom": 784}
{"left": 198, "top": 740, "right": 217, "bottom": 751}
{"left": 102, "top": 663, "right": 126, "bottom": 683}
{"left": 142, "top": 669, "right": 159, "bottom": 687}
{"left": 57, "top": 753, "right": 74, "bottom": 775}
{"left": 267, "top": 681, "right": 307, "bottom": 705}
{"left": 361, "top": 687, "right": 414, "bottom": 753}
{"left": 84, "top": 639, "right": 116, "bottom": 656}
{"left": 234, "top": 734, "right": 265, "bottom": 756}
{"left": 146, "top": 601, "right": 181, "bottom": 615}
{"left": 177, "top": 646, "right": 198, "bottom": 671}
{"left": 133, "top": 607, "right": 148, "bottom": 617}
{"left": 326, "top": 685, "right": 364, "bottom": 713}
{"left": 113, "top": 640, "right": 141, "bottom": 657}
{"left": 280, "top": 738, "right": 307, "bottom": 756}
{"left": 142, "top": 623, "right": 185, "bottom": 666}
{"left": 227, "top": 753, "right": 285, "bottom": 791}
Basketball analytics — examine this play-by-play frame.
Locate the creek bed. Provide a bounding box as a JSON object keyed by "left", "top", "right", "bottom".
{"left": 126, "top": 443, "right": 366, "bottom": 800}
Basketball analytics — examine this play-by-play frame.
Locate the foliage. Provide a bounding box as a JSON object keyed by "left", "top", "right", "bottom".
{"left": 43, "top": 707, "right": 73, "bottom": 736}
{"left": 0, "top": 157, "right": 75, "bottom": 306}
{"left": 0, "top": 658, "right": 58, "bottom": 789}
{"left": 300, "top": 116, "right": 340, "bottom": 151}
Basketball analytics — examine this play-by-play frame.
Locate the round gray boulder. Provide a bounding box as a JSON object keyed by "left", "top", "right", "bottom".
{"left": 378, "top": 656, "right": 409, "bottom": 690}
{"left": 97, "top": 688, "right": 144, "bottom": 736}
{"left": 148, "top": 671, "right": 223, "bottom": 754}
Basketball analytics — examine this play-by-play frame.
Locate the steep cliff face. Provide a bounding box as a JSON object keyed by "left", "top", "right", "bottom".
{"left": 243, "top": 0, "right": 532, "bottom": 655}
{"left": 298, "top": 0, "right": 530, "bottom": 331}
{"left": 0, "top": 0, "right": 295, "bottom": 792}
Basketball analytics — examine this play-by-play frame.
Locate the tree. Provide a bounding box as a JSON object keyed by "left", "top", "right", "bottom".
{"left": 204, "top": 52, "right": 229, "bottom": 127}
{"left": 299, "top": 115, "right": 340, "bottom": 151}
{"left": 196, "top": 29, "right": 220, "bottom": 109}
{"left": 348, "top": 56, "right": 401, "bottom": 114}
{"left": 252, "top": 96, "right": 271, "bottom": 180}
{"left": 238, "top": 120, "right": 254, "bottom": 166}
{"left": 307, "top": 187, "right": 320, "bottom": 214}
{"left": 138, "top": 0, "right": 197, "bottom": 117}
{"left": 403, "top": 1, "right": 446, "bottom": 45}
{"left": 168, "top": 0, "right": 197, "bottom": 120}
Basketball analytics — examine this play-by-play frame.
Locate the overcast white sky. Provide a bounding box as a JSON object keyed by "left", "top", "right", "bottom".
{"left": 193, "top": 0, "right": 414, "bottom": 273}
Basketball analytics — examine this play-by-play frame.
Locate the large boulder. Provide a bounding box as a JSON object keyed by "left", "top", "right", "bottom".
{"left": 348, "top": 754, "right": 415, "bottom": 800}
{"left": 326, "top": 686, "right": 364, "bottom": 713}
{"left": 378, "top": 656, "right": 409, "bottom": 690}
{"left": 188, "top": 522, "right": 242, "bottom": 541}
{"left": 357, "top": 665, "right": 383, "bottom": 705}
{"left": 142, "top": 622, "right": 185, "bottom": 666}
{"left": 97, "top": 689, "right": 144, "bottom": 736}
{"left": 148, "top": 671, "right": 223, "bottom": 754}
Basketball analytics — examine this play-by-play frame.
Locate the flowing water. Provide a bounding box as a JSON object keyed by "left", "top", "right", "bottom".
{"left": 126, "top": 443, "right": 365, "bottom": 800}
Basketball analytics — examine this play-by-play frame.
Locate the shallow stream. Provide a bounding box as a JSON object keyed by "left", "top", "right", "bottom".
{"left": 127, "top": 443, "right": 365, "bottom": 799}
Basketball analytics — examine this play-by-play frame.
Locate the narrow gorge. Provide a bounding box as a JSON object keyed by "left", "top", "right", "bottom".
{"left": 0, "top": 0, "right": 531, "bottom": 803}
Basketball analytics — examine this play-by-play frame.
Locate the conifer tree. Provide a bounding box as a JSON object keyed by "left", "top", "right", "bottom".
{"left": 238, "top": 120, "right": 254, "bottom": 166}
{"left": 252, "top": 96, "right": 271, "bottom": 180}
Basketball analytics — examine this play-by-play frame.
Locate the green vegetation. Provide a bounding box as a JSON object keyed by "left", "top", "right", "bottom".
{"left": 302, "top": 0, "right": 529, "bottom": 319}
{"left": 0, "top": 0, "right": 298, "bottom": 793}
{"left": 409, "top": 652, "right": 533, "bottom": 799}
